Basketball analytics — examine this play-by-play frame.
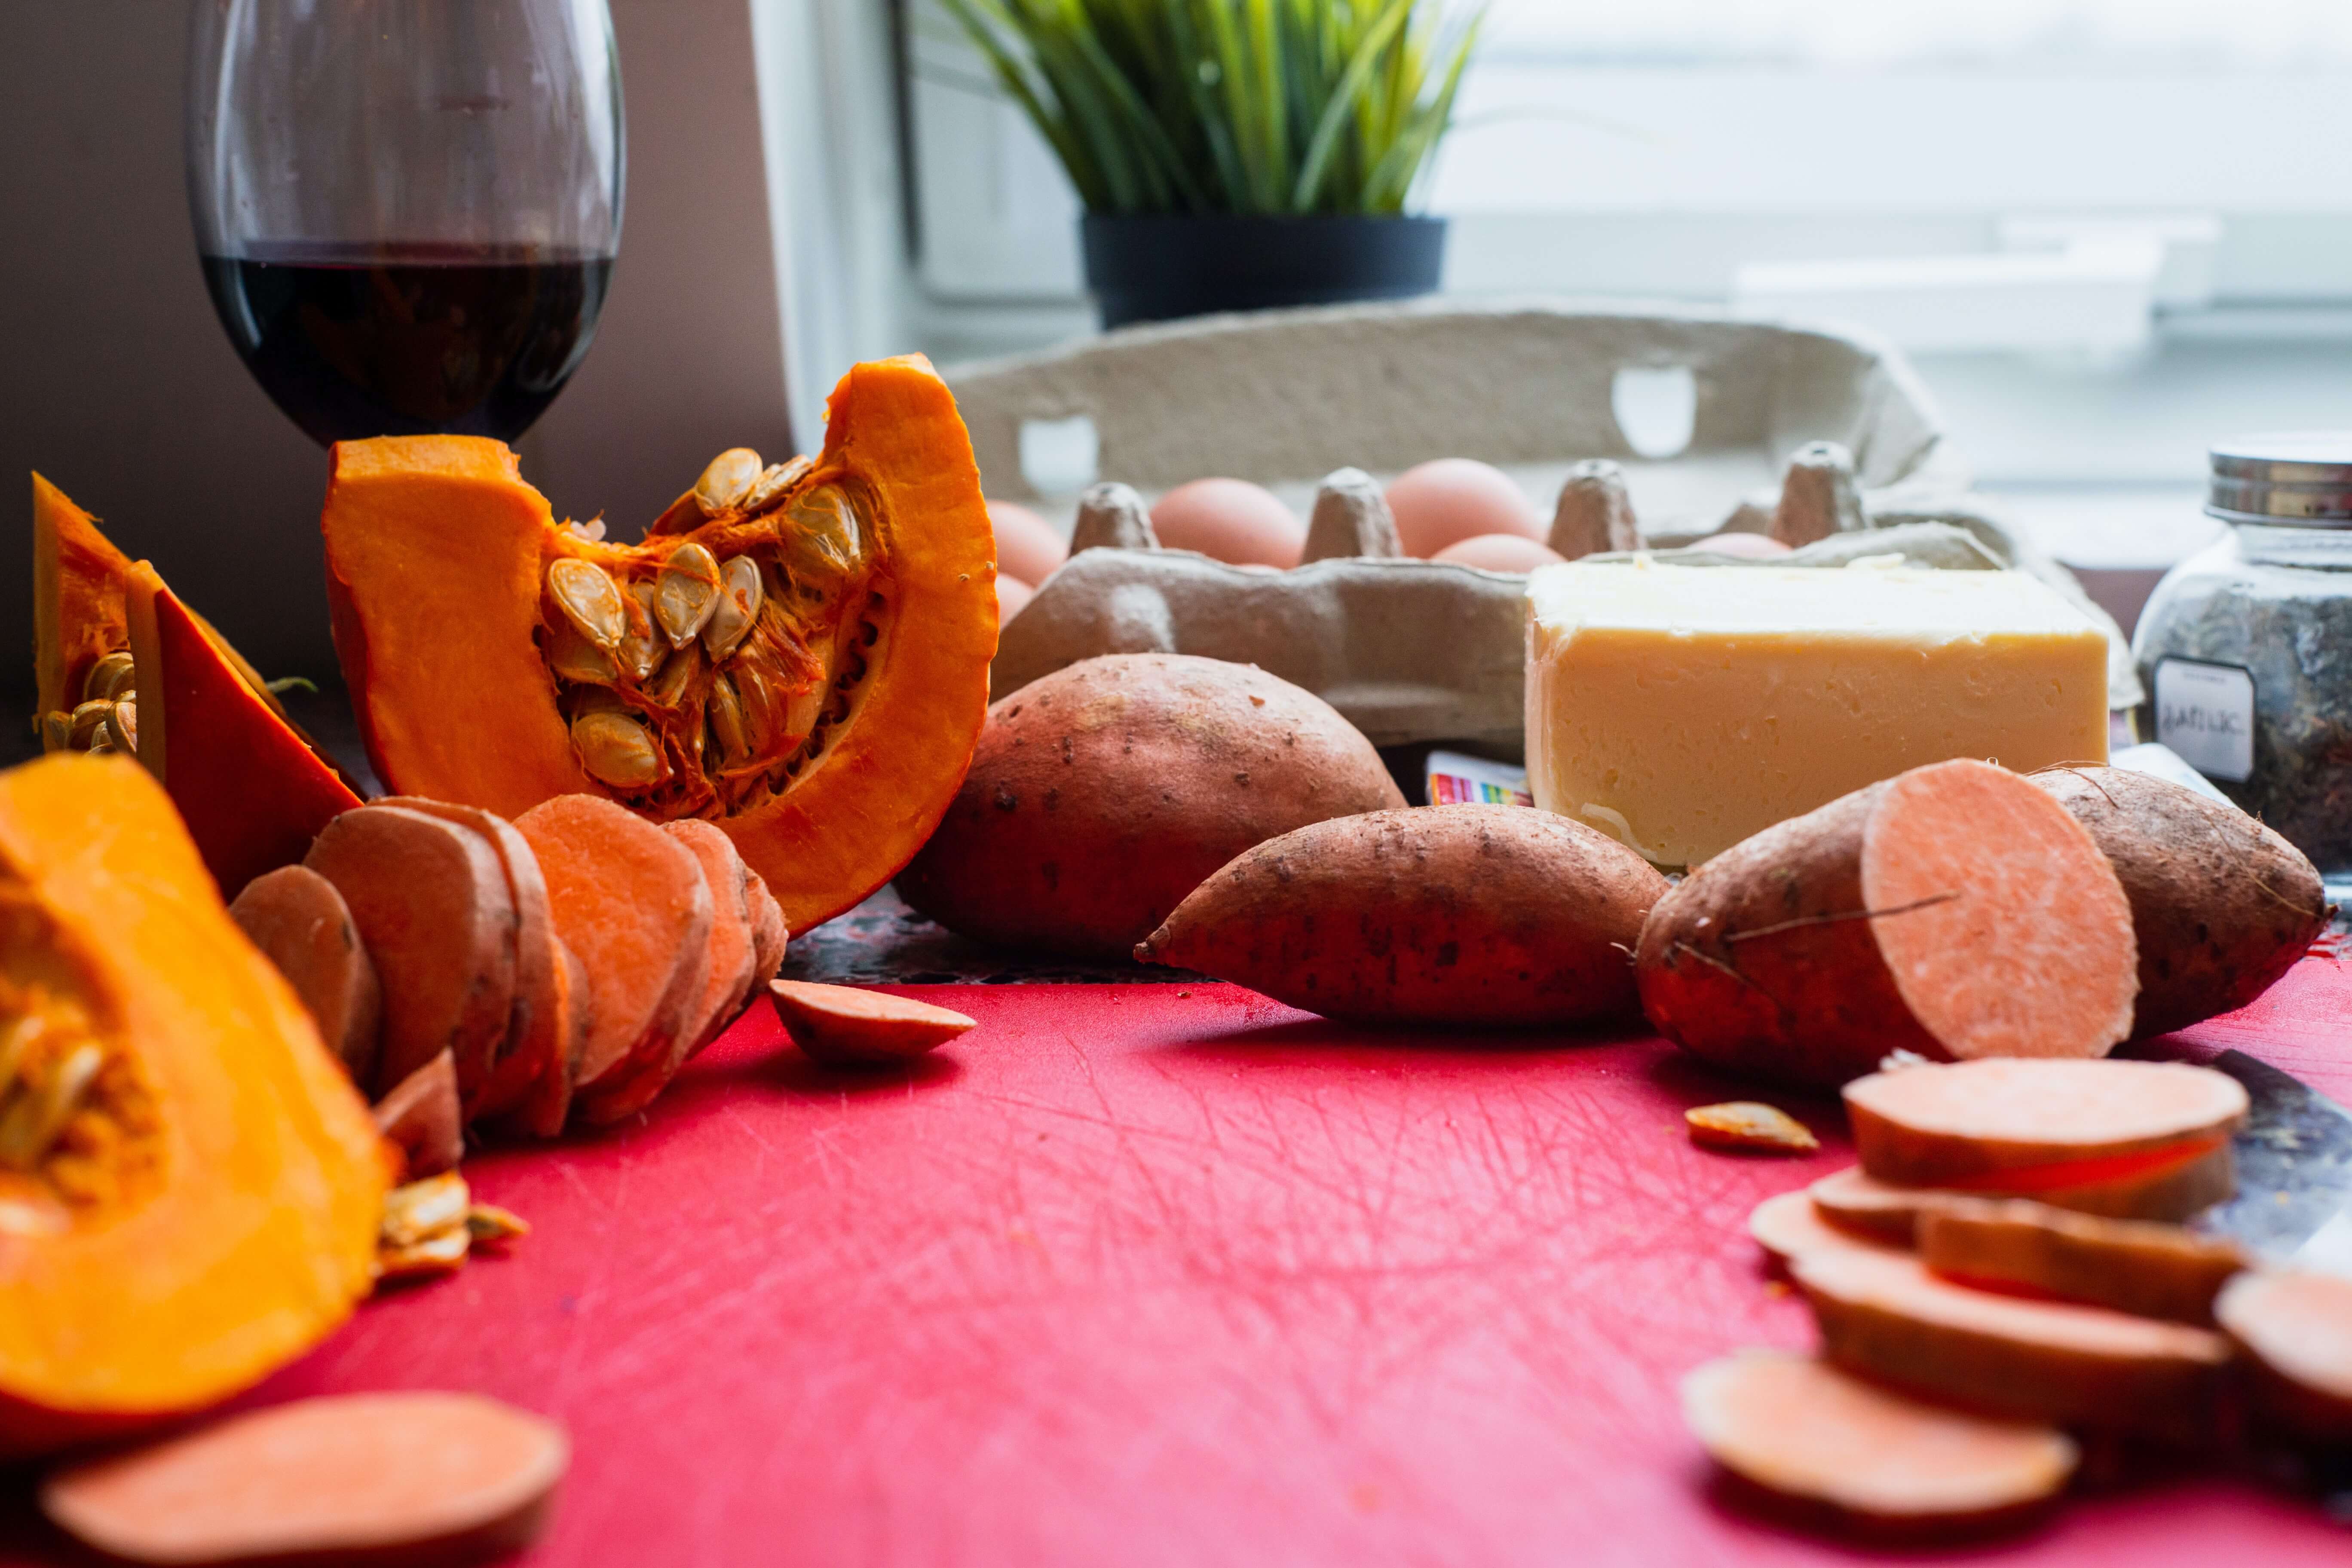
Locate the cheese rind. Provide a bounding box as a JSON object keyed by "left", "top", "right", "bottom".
{"left": 1524, "top": 561, "right": 2109, "bottom": 867}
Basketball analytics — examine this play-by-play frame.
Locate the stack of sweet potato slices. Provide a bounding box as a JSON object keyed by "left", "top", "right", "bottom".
{"left": 1689, "top": 1055, "right": 2352, "bottom": 1541}
{"left": 231, "top": 794, "right": 788, "bottom": 1136}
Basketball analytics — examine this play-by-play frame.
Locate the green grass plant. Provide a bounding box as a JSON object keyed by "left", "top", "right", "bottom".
{"left": 933, "top": 0, "right": 1484, "bottom": 215}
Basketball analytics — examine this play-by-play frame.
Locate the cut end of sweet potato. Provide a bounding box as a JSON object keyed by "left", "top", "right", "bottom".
{"left": 662, "top": 820, "right": 759, "bottom": 1059}
{"left": 229, "top": 863, "right": 383, "bottom": 1086}
{"left": 1748, "top": 1189, "right": 1899, "bottom": 1268}
{"left": 768, "top": 980, "right": 975, "bottom": 1065}
{"left": 2216, "top": 1269, "right": 2352, "bottom": 1442}
{"left": 1683, "top": 1349, "right": 2077, "bottom": 1539}
{"left": 373, "top": 1050, "right": 464, "bottom": 1183}
{"left": 1689, "top": 1102, "right": 1819, "bottom": 1155}
{"left": 1860, "top": 759, "right": 2137, "bottom": 1065}
{"left": 1844, "top": 1058, "right": 2249, "bottom": 1192}
{"left": 1795, "top": 1246, "right": 2231, "bottom": 1439}
{"left": 514, "top": 795, "right": 710, "bottom": 1127}
{"left": 40, "top": 1390, "right": 567, "bottom": 1566}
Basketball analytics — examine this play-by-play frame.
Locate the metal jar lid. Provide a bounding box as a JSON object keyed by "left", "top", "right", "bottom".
{"left": 2208, "top": 432, "right": 2352, "bottom": 527}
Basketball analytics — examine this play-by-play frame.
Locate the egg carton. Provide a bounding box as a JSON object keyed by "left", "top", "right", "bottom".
{"left": 952, "top": 300, "right": 2136, "bottom": 752}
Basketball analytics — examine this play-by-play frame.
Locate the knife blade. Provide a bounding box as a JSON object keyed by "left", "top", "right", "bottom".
{"left": 2197, "top": 1048, "right": 2352, "bottom": 1276}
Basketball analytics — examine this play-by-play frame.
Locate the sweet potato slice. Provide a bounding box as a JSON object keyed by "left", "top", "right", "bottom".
{"left": 1683, "top": 1350, "right": 2076, "bottom": 1540}
{"left": 228, "top": 863, "right": 383, "bottom": 1084}
{"left": 662, "top": 820, "right": 759, "bottom": 1057}
{"left": 513, "top": 796, "right": 709, "bottom": 1126}
{"left": 374, "top": 1050, "right": 463, "bottom": 1182}
{"left": 40, "top": 1391, "right": 567, "bottom": 1566}
{"left": 1749, "top": 1190, "right": 1900, "bottom": 1268}
{"left": 304, "top": 805, "right": 517, "bottom": 1100}
{"left": 2215, "top": 1270, "right": 2352, "bottom": 1442}
{"left": 2034, "top": 766, "right": 2328, "bottom": 1038}
{"left": 1794, "top": 1248, "right": 2233, "bottom": 1441}
{"left": 1844, "top": 1058, "right": 2248, "bottom": 1194}
{"left": 508, "top": 939, "right": 589, "bottom": 1141}
{"left": 1920, "top": 1198, "right": 2245, "bottom": 1325}
{"left": 1636, "top": 759, "right": 2136, "bottom": 1086}
{"left": 769, "top": 980, "right": 975, "bottom": 1065}
{"left": 1810, "top": 1147, "right": 2237, "bottom": 1244}
{"left": 382, "top": 799, "right": 561, "bottom": 1124}
{"left": 744, "top": 867, "right": 788, "bottom": 985}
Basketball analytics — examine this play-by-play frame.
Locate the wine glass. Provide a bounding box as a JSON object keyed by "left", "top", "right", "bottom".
{"left": 186, "top": 0, "right": 625, "bottom": 447}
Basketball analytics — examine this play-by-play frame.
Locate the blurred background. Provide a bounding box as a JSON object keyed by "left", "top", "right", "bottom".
{"left": 7, "top": 0, "right": 2352, "bottom": 702}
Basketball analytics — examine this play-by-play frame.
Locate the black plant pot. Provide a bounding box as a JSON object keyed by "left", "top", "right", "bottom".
{"left": 1081, "top": 213, "right": 1446, "bottom": 330}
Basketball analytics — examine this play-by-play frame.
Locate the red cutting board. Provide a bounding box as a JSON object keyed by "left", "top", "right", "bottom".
{"left": 9, "top": 962, "right": 2352, "bottom": 1567}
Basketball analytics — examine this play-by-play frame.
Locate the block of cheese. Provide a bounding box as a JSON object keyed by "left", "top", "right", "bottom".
{"left": 1525, "top": 560, "right": 2108, "bottom": 866}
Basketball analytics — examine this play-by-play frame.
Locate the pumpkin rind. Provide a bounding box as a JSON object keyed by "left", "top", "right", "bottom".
{"left": 0, "top": 756, "right": 386, "bottom": 1458}
{"left": 322, "top": 355, "right": 999, "bottom": 931}
{"left": 124, "top": 567, "right": 365, "bottom": 899}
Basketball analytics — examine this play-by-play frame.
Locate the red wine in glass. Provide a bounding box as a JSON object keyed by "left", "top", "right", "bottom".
{"left": 201, "top": 242, "right": 613, "bottom": 446}
{"left": 188, "top": 2, "right": 623, "bottom": 447}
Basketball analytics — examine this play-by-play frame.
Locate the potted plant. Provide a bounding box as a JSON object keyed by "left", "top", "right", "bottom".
{"left": 938, "top": 0, "right": 1484, "bottom": 329}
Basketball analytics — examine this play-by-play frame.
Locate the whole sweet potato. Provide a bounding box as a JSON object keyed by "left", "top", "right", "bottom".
{"left": 1134, "top": 804, "right": 1668, "bottom": 1026}
{"left": 2031, "top": 766, "right": 2327, "bottom": 1038}
{"left": 896, "top": 654, "right": 1403, "bottom": 960}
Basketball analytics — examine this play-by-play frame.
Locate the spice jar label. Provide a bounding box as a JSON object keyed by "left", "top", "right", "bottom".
{"left": 2154, "top": 657, "right": 2255, "bottom": 784}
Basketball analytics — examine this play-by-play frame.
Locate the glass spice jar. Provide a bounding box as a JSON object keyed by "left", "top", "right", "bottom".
{"left": 2134, "top": 434, "right": 2352, "bottom": 875}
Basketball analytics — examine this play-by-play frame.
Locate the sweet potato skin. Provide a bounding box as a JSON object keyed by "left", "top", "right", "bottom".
{"left": 896, "top": 654, "right": 1404, "bottom": 961}
{"left": 1635, "top": 784, "right": 1942, "bottom": 1084}
{"left": 1135, "top": 805, "right": 1667, "bottom": 1027}
{"left": 2032, "top": 766, "right": 2327, "bottom": 1037}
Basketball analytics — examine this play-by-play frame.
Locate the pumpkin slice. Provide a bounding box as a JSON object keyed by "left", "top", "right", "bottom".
{"left": 122, "top": 566, "right": 365, "bottom": 899}
{"left": 319, "top": 355, "right": 998, "bottom": 933}
{"left": 37, "top": 482, "right": 364, "bottom": 900}
{"left": 0, "top": 755, "right": 386, "bottom": 1458}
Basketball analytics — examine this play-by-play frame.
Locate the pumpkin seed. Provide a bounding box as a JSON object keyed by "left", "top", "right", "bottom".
{"left": 743, "top": 455, "right": 813, "bottom": 514}
{"left": 702, "top": 556, "right": 766, "bottom": 661}
{"left": 376, "top": 1226, "right": 470, "bottom": 1283}
{"left": 466, "top": 1202, "right": 530, "bottom": 1244}
{"left": 39, "top": 712, "right": 69, "bottom": 754}
{"left": 67, "top": 701, "right": 110, "bottom": 749}
{"left": 546, "top": 622, "right": 619, "bottom": 686}
{"left": 0, "top": 1016, "right": 43, "bottom": 1096}
{"left": 706, "top": 672, "right": 748, "bottom": 765}
{"left": 654, "top": 543, "right": 723, "bottom": 647}
{"left": 573, "top": 710, "right": 665, "bottom": 787}
{"left": 646, "top": 641, "right": 702, "bottom": 710}
{"left": 782, "top": 486, "right": 867, "bottom": 588}
{"left": 84, "top": 730, "right": 112, "bottom": 756}
{"left": 0, "top": 1040, "right": 102, "bottom": 1170}
{"left": 546, "top": 558, "right": 629, "bottom": 649}
{"left": 381, "top": 1170, "right": 470, "bottom": 1249}
{"left": 83, "top": 651, "right": 136, "bottom": 703}
{"left": 561, "top": 517, "right": 608, "bottom": 543}
{"left": 107, "top": 700, "right": 135, "bottom": 755}
{"left": 620, "top": 581, "right": 665, "bottom": 683}
{"left": 695, "top": 448, "right": 763, "bottom": 515}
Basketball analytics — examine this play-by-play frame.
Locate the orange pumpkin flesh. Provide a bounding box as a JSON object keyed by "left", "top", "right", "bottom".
{"left": 321, "top": 354, "right": 999, "bottom": 932}
{"left": 0, "top": 755, "right": 386, "bottom": 1458}
{"left": 126, "top": 566, "right": 365, "bottom": 898}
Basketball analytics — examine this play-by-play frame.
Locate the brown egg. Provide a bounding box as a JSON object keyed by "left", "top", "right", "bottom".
{"left": 1148, "top": 478, "right": 1304, "bottom": 568}
{"left": 996, "top": 573, "right": 1035, "bottom": 625}
{"left": 1430, "top": 534, "right": 1568, "bottom": 573}
{"left": 987, "top": 499, "right": 1068, "bottom": 586}
{"left": 1386, "top": 459, "right": 1541, "bottom": 558}
{"left": 1696, "top": 530, "right": 1794, "bottom": 559}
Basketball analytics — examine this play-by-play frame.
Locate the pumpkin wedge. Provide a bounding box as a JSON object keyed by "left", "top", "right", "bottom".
{"left": 33, "top": 477, "right": 364, "bottom": 898}
{"left": 125, "top": 566, "right": 364, "bottom": 898}
{"left": 0, "top": 755, "right": 387, "bottom": 1458}
{"left": 321, "top": 354, "right": 999, "bottom": 932}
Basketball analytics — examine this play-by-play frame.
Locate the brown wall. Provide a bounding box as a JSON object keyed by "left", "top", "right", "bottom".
{"left": 0, "top": 0, "right": 793, "bottom": 707}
